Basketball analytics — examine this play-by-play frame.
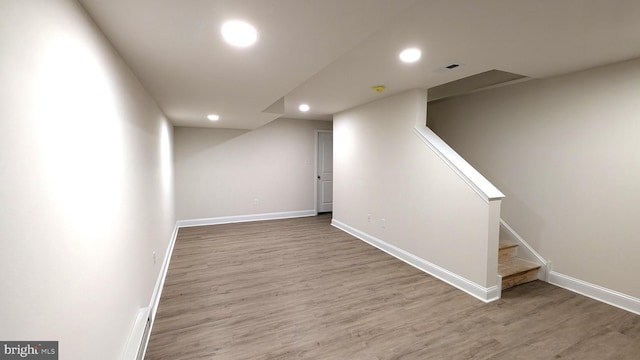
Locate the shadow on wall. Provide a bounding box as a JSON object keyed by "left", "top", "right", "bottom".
{"left": 173, "top": 128, "right": 250, "bottom": 160}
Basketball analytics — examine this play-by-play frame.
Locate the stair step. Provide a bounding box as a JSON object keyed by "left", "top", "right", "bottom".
{"left": 499, "top": 257, "right": 540, "bottom": 290}
{"left": 499, "top": 239, "right": 518, "bottom": 250}
{"left": 499, "top": 239, "right": 518, "bottom": 259}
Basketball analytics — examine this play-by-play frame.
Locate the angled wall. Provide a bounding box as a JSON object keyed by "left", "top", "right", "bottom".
{"left": 333, "top": 89, "right": 500, "bottom": 300}
{"left": 0, "top": 1, "right": 175, "bottom": 358}
{"left": 429, "top": 58, "right": 640, "bottom": 300}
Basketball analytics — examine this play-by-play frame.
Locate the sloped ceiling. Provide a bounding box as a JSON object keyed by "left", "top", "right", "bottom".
{"left": 79, "top": 0, "right": 640, "bottom": 129}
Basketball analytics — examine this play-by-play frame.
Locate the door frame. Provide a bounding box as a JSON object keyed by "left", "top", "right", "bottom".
{"left": 314, "top": 130, "right": 333, "bottom": 214}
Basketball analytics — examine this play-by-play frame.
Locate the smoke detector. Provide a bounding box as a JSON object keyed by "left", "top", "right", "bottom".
{"left": 372, "top": 85, "right": 386, "bottom": 93}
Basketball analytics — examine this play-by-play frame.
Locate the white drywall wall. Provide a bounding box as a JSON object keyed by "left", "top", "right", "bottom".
{"left": 429, "top": 58, "right": 640, "bottom": 299}
{"left": 333, "top": 89, "right": 499, "bottom": 289}
{"left": 0, "top": 1, "right": 175, "bottom": 358}
{"left": 174, "top": 118, "right": 332, "bottom": 220}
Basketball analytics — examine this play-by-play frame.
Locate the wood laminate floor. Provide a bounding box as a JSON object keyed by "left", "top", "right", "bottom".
{"left": 145, "top": 214, "right": 640, "bottom": 359}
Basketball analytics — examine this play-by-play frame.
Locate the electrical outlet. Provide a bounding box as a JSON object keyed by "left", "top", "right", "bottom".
{"left": 152, "top": 251, "right": 156, "bottom": 266}
{"left": 367, "top": 214, "right": 371, "bottom": 223}
{"left": 253, "top": 198, "right": 259, "bottom": 205}
{"left": 380, "top": 218, "right": 386, "bottom": 229}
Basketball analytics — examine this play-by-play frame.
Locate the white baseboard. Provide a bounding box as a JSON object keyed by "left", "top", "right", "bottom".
{"left": 122, "top": 223, "right": 179, "bottom": 360}
{"left": 150, "top": 224, "right": 179, "bottom": 320}
{"left": 127, "top": 223, "right": 180, "bottom": 360}
{"left": 176, "top": 210, "right": 317, "bottom": 228}
{"left": 498, "top": 223, "right": 639, "bottom": 316}
{"left": 331, "top": 219, "right": 501, "bottom": 303}
{"left": 549, "top": 271, "right": 640, "bottom": 315}
{"left": 121, "top": 307, "right": 150, "bottom": 360}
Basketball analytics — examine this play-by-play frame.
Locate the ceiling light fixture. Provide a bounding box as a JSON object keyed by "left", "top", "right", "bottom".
{"left": 399, "top": 48, "right": 421, "bottom": 63}
{"left": 221, "top": 20, "right": 258, "bottom": 47}
{"left": 207, "top": 114, "right": 220, "bottom": 121}
{"left": 299, "top": 104, "right": 310, "bottom": 112}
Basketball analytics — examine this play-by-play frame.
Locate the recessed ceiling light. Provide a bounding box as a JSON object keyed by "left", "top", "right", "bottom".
{"left": 299, "top": 104, "right": 310, "bottom": 112}
{"left": 399, "top": 48, "right": 421, "bottom": 63}
{"left": 221, "top": 20, "right": 258, "bottom": 47}
{"left": 207, "top": 114, "right": 220, "bottom": 121}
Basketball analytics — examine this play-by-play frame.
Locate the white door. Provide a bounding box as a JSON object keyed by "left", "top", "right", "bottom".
{"left": 317, "top": 131, "right": 333, "bottom": 213}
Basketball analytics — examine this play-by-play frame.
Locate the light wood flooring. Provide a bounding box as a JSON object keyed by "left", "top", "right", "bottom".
{"left": 145, "top": 214, "right": 640, "bottom": 359}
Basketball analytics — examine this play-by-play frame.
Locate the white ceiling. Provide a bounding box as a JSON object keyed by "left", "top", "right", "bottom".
{"left": 79, "top": 0, "right": 640, "bottom": 129}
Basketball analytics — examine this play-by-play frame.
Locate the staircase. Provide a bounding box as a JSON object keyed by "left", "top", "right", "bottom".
{"left": 498, "top": 239, "right": 541, "bottom": 289}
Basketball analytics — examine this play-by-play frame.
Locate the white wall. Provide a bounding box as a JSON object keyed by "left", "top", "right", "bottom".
{"left": 0, "top": 1, "right": 175, "bottom": 358}
{"left": 174, "top": 118, "right": 332, "bottom": 220}
{"left": 428, "top": 58, "right": 640, "bottom": 299}
{"left": 333, "top": 89, "right": 499, "bottom": 291}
